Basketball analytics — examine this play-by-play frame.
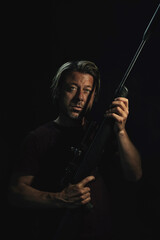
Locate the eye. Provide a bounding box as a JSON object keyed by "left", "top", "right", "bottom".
{"left": 65, "top": 85, "right": 77, "bottom": 92}
{"left": 70, "top": 86, "right": 77, "bottom": 91}
{"left": 83, "top": 89, "right": 91, "bottom": 94}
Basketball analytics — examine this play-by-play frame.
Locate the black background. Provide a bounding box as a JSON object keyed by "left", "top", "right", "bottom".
{"left": 1, "top": 0, "right": 160, "bottom": 239}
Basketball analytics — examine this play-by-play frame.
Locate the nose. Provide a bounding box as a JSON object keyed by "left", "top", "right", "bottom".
{"left": 75, "top": 88, "right": 84, "bottom": 101}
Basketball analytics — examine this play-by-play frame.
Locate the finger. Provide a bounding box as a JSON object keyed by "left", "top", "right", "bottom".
{"left": 105, "top": 112, "right": 127, "bottom": 124}
{"left": 69, "top": 185, "right": 91, "bottom": 198}
{"left": 78, "top": 175, "right": 95, "bottom": 188}
{"left": 112, "top": 106, "right": 128, "bottom": 117}
{"left": 114, "top": 97, "right": 128, "bottom": 102}
{"left": 105, "top": 106, "right": 128, "bottom": 119}
{"left": 75, "top": 192, "right": 91, "bottom": 205}
{"left": 81, "top": 195, "right": 91, "bottom": 205}
{"left": 109, "top": 103, "right": 129, "bottom": 118}
{"left": 114, "top": 97, "right": 129, "bottom": 109}
{"left": 66, "top": 192, "right": 91, "bottom": 206}
{"left": 111, "top": 100, "right": 127, "bottom": 112}
{"left": 67, "top": 195, "right": 92, "bottom": 208}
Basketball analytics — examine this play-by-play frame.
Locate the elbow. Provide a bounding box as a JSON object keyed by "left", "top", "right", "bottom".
{"left": 124, "top": 167, "right": 143, "bottom": 182}
{"left": 134, "top": 160, "right": 143, "bottom": 182}
{"left": 7, "top": 186, "right": 17, "bottom": 207}
{"left": 7, "top": 185, "right": 23, "bottom": 207}
{"left": 135, "top": 168, "right": 143, "bottom": 182}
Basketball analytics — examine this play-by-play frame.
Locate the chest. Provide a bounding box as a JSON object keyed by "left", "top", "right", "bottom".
{"left": 33, "top": 131, "right": 83, "bottom": 191}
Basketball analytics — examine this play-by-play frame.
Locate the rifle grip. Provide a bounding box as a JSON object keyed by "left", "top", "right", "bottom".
{"left": 114, "top": 85, "right": 128, "bottom": 98}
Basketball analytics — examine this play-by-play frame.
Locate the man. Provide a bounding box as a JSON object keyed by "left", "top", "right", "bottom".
{"left": 8, "top": 60, "right": 142, "bottom": 240}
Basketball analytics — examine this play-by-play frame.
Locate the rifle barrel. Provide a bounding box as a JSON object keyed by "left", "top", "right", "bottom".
{"left": 114, "top": 3, "right": 160, "bottom": 98}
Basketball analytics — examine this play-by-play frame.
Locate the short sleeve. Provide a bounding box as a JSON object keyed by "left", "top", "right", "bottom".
{"left": 14, "top": 132, "right": 41, "bottom": 175}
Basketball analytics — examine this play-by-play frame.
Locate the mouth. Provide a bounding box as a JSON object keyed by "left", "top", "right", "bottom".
{"left": 71, "top": 105, "right": 83, "bottom": 112}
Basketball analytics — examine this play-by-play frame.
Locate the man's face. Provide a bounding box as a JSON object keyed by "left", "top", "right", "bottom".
{"left": 59, "top": 71, "right": 95, "bottom": 121}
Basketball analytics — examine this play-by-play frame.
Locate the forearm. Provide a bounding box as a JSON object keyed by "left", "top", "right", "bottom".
{"left": 8, "top": 174, "right": 94, "bottom": 209}
{"left": 8, "top": 183, "right": 65, "bottom": 209}
{"left": 116, "top": 129, "right": 142, "bottom": 181}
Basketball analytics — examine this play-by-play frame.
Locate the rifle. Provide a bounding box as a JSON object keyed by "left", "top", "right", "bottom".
{"left": 60, "top": 2, "right": 160, "bottom": 189}
{"left": 53, "top": 3, "right": 160, "bottom": 239}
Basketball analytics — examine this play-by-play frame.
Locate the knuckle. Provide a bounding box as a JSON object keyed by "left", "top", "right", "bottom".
{"left": 118, "top": 118, "right": 123, "bottom": 124}
{"left": 78, "top": 188, "right": 83, "bottom": 194}
{"left": 116, "top": 106, "right": 120, "bottom": 112}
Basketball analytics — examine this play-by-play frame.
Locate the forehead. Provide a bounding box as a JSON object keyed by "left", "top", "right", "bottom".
{"left": 65, "top": 71, "right": 94, "bottom": 87}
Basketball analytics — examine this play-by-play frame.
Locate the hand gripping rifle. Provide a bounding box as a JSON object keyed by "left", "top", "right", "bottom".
{"left": 53, "top": 4, "right": 160, "bottom": 239}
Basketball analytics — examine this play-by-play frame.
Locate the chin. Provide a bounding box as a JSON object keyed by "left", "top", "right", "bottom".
{"left": 69, "top": 111, "right": 83, "bottom": 120}
{"left": 70, "top": 114, "right": 80, "bottom": 120}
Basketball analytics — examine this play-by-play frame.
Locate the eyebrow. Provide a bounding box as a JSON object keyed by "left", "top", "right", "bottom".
{"left": 68, "top": 83, "right": 93, "bottom": 88}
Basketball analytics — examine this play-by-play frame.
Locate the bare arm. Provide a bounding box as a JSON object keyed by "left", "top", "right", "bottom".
{"left": 8, "top": 173, "right": 95, "bottom": 209}
{"left": 116, "top": 129, "right": 142, "bottom": 181}
{"left": 105, "top": 97, "right": 142, "bottom": 181}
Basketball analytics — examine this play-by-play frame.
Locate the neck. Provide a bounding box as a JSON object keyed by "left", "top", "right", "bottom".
{"left": 54, "top": 114, "right": 86, "bottom": 128}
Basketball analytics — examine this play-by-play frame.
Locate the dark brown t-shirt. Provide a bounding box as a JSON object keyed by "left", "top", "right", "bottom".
{"left": 13, "top": 121, "right": 117, "bottom": 240}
